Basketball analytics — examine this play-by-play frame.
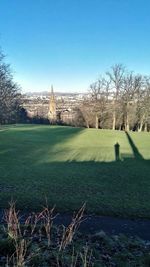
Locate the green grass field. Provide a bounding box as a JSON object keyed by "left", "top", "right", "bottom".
{"left": 0, "top": 124, "right": 150, "bottom": 218}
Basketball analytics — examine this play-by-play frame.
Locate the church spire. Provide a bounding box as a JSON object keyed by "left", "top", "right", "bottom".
{"left": 51, "top": 84, "right": 54, "bottom": 95}
{"left": 48, "top": 85, "right": 56, "bottom": 122}
{"left": 50, "top": 85, "right": 55, "bottom": 101}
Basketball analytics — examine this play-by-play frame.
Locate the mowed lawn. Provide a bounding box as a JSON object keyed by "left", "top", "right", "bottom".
{"left": 0, "top": 124, "right": 150, "bottom": 218}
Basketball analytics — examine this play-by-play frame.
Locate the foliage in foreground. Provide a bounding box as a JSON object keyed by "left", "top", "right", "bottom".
{"left": 0, "top": 202, "right": 150, "bottom": 267}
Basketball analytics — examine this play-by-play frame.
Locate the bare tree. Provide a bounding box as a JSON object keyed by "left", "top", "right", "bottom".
{"left": 106, "top": 64, "right": 125, "bottom": 130}
{"left": 121, "top": 73, "right": 141, "bottom": 131}
{"left": 136, "top": 76, "right": 150, "bottom": 131}
{"left": 0, "top": 51, "right": 21, "bottom": 124}
{"left": 80, "top": 100, "right": 95, "bottom": 128}
{"left": 89, "top": 77, "right": 110, "bottom": 129}
{"left": 80, "top": 65, "right": 150, "bottom": 132}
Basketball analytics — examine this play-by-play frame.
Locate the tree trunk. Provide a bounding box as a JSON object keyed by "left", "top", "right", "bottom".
{"left": 86, "top": 121, "right": 89, "bottom": 128}
{"left": 112, "top": 111, "right": 116, "bottom": 130}
{"left": 95, "top": 114, "right": 99, "bottom": 129}
{"left": 138, "top": 115, "right": 145, "bottom": 132}
{"left": 144, "top": 122, "right": 148, "bottom": 132}
{"left": 138, "top": 122, "right": 143, "bottom": 132}
{"left": 126, "top": 113, "right": 130, "bottom": 131}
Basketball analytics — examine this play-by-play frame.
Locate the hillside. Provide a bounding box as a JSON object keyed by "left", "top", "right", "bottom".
{"left": 0, "top": 124, "right": 150, "bottom": 217}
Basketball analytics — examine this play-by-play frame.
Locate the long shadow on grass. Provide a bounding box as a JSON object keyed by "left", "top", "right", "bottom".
{"left": 0, "top": 128, "right": 150, "bottom": 218}
{"left": 33, "top": 132, "right": 149, "bottom": 217}
{"left": 0, "top": 125, "right": 85, "bottom": 161}
{"left": 125, "top": 131, "right": 143, "bottom": 159}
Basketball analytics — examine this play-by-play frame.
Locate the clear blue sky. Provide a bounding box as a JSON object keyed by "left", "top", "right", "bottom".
{"left": 0, "top": 0, "right": 150, "bottom": 93}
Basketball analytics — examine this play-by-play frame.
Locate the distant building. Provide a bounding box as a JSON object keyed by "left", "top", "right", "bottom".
{"left": 48, "top": 85, "right": 57, "bottom": 122}
{"left": 22, "top": 86, "right": 83, "bottom": 125}
{"left": 47, "top": 86, "right": 77, "bottom": 124}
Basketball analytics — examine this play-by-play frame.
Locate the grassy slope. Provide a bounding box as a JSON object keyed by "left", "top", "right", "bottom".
{"left": 0, "top": 124, "right": 150, "bottom": 218}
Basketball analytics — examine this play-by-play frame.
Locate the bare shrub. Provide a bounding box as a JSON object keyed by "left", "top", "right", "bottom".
{"left": 59, "top": 203, "right": 86, "bottom": 251}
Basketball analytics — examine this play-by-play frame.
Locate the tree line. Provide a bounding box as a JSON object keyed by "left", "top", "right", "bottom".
{"left": 80, "top": 64, "right": 150, "bottom": 131}
{"left": 1, "top": 48, "right": 150, "bottom": 132}
{"left": 0, "top": 51, "right": 27, "bottom": 124}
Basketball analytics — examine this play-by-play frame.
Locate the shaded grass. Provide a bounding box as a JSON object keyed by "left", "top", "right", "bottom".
{"left": 0, "top": 124, "right": 150, "bottom": 218}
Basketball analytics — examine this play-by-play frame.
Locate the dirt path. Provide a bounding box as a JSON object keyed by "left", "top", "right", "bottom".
{"left": 54, "top": 214, "right": 150, "bottom": 240}
{"left": 1, "top": 210, "right": 150, "bottom": 240}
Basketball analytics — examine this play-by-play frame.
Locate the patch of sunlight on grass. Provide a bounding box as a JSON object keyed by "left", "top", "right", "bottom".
{"left": 39, "top": 128, "right": 135, "bottom": 163}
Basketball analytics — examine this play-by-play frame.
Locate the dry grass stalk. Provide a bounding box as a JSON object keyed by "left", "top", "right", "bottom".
{"left": 70, "top": 247, "right": 79, "bottom": 267}
{"left": 40, "top": 205, "right": 56, "bottom": 247}
{"left": 56, "top": 247, "right": 79, "bottom": 267}
{"left": 4, "top": 200, "right": 21, "bottom": 240}
{"left": 24, "top": 211, "right": 43, "bottom": 235}
{"left": 13, "top": 239, "right": 27, "bottom": 267}
{"left": 59, "top": 203, "right": 86, "bottom": 251}
{"left": 80, "top": 246, "right": 93, "bottom": 267}
{"left": 4, "top": 201, "right": 29, "bottom": 267}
